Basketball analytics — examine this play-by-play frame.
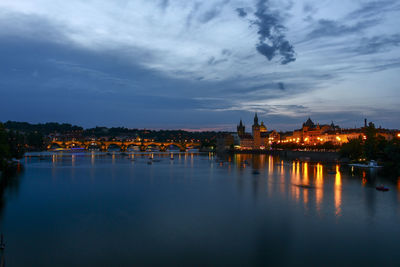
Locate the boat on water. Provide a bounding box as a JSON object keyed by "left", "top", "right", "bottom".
{"left": 376, "top": 185, "right": 389, "bottom": 192}
{"left": 293, "top": 184, "right": 315, "bottom": 189}
{"left": 349, "top": 160, "right": 382, "bottom": 168}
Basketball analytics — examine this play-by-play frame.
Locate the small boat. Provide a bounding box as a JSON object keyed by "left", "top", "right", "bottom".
{"left": 376, "top": 185, "right": 389, "bottom": 192}
{"left": 147, "top": 161, "right": 153, "bottom": 165}
{"left": 349, "top": 160, "right": 382, "bottom": 168}
{"left": 252, "top": 170, "right": 260, "bottom": 175}
{"left": 327, "top": 171, "right": 337, "bottom": 175}
{"left": 293, "top": 184, "right": 315, "bottom": 189}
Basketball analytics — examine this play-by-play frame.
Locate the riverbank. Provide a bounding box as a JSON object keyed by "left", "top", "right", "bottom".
{"left": 232, "top": 149, "right": 342, "bottom": 163}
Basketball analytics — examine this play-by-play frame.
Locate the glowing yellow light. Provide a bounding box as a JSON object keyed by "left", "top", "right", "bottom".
{"left": 304, "top": 137, "right": 309, "bottom": 142}
{"left": 397, "top": 133, "right": 400, "bottom": 138}
{"left": 336, "top": 136, "right": 341, "bottom": 141}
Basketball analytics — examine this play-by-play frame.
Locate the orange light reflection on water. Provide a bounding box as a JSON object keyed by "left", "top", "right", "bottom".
{"left": 291, "top": 161, "right": 301, "bottom": 202}
{"left": 268, "top": 156, "right": 273, "bottom": 176}
{"left": 335, "top": 165, "right": 342, "bottom": 217}
{"left": 316, "top": 163, "right": 323, "bottom": 211}
{"left": 303, "top": 162, "right": 309, "bottom": 205}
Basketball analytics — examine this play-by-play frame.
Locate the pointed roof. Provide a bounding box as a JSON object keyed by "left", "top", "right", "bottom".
{"left": 303, "top": 117, "right": 315, "bottom": 128}
{"left": 253, "top": 112, "right": 259, "bottom": 126}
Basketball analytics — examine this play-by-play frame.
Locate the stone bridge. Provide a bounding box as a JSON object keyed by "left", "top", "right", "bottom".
{"left": 48, "top": 140, "right": 201, "bottom": 152}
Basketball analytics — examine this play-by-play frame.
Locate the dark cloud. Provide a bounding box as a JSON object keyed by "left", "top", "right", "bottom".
{"left": 207, "top": 56, "right": 228, "bottom": 66}
{"left": 278, "top": 82, "right": 285, "bottom": 90}
{"left": 303, "top": 3, "right": 315, "bottom": 13}
{"left": 236, "top": 8, "right": 247, "bottom": 17}
{"left": 252, "top": 0, "right": 296, "bottom": 64}
{"left": 307, "top": 19, "right": 377, "bottom": 40}
{"left": 221, "top": 49, "right": 232, "bottom": 56}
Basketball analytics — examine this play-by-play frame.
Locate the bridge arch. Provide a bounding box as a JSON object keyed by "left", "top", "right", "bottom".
{"left": 106, "top": 143, "right": 123, "bottom": 151}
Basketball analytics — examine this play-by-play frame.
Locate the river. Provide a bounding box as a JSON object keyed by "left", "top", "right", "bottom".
{"left": 1, "top": 152, "right": 400, "bottom": 266}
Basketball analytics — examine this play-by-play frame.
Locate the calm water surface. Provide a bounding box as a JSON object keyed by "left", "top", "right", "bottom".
{"left": 1, "top": 152, "right": 400, "bottom": 266}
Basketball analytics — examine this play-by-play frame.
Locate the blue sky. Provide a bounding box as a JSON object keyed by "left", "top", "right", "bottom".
{"left": 1, "top": 0, "right": 399, "bottom": 131}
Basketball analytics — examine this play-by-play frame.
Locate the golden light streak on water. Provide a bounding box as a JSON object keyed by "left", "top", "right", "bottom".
{"left": 316, "top": 163, "right": 323, "bottom": 211}
{"left": 290, "top": 161, "right": 301, "bottom": 202}
{"left": 303, "top": 162, "right": 309, "bottom": 185}
{"left": 335, "top": 165, "right": 342, "bottom": 217}
{"left": 292, "top": 161, "right": 296, "bottom": 175}
{"left": 268, "top": 155, "right": 273, "bottom": 176}
{"left": 303, "top": 162, "right": 309, "bottom": 206}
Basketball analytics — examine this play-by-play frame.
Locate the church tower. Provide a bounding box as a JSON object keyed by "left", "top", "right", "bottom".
{"left": 252, "top": 113, "right": 261, "bottom": 149}
{"left": 260, "top": 121, "right": 267, "bottom": 132}
{"left": 237, "top": 119, "right": 245, "bottom": 137}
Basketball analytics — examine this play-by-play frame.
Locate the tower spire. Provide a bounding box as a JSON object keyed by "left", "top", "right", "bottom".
{"left": 254, "top": 112, "right": 259, "bottom": 126}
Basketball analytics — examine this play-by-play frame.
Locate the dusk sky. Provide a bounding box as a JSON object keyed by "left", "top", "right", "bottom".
{"left": 1, "top": 0, "right": 400, "bottom": 131}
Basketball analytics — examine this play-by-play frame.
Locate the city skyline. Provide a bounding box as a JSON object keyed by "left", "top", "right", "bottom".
{"left": 1, "top": 0, "right": 400, "bottom": 130}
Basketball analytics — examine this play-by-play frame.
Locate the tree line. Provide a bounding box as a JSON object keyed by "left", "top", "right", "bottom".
{"left": 340, "top": 122, "right": 400, "bottom": 175}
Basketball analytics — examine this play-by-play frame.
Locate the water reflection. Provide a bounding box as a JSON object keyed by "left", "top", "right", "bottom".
{"left": 227, "top": 153, "right": 398, "bottom": 218}
{"left": 335, "top": 165, "right": 342, "bottom": 216}
{"left": 2, "top": 152, "right": 400, "bottom": 266}
{"left": 315, "top": 163, "right": 324, "bottom": 213}
{"left": 0, "top": 168, "right": 23, "bottom": 220}
{"left": 303, "top": 162, "right": 309, "bottom": 206}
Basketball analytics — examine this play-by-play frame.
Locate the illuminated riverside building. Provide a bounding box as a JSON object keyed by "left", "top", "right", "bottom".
{"left": 220, "top": 116, "right": 399, "bottom": 152}
{"left": 283, "top": 118, "right": 339, "bottom": 144}
{"left": 283, "top": 118, "right": 398, "bottom": 145}
{"left": 234, "top": 113, "right": 280, "bottom": 150}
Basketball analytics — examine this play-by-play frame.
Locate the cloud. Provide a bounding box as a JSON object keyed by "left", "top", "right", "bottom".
{"left": 252, "top": 0, "right": 296, "bottom": 64}
{"left": 236, "top": 8, "right": 247, "bottom": 17}
{"left": 0, "top": 1, "right": 400, "bottom": 130}
{"left": 353, "top": 34, "right": 400, "bottom": 55}
{"left": 347, "top": 0, "right": 400, "bottom": 19}
{"left": 207, "top": 56, "right": 228, "bottom": 66}
{"left": 159, "top": 0, "right": 169, "bottom": 11}
{"left": 199, "top": 0, "right": 230, "bottom": 23}
{"left": 307, "top": 19, "right": 377, "bottom": 40}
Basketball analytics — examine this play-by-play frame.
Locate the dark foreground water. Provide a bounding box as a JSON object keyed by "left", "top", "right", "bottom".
{"left": 1, "top": 152, "right": 400, "bottom": 266}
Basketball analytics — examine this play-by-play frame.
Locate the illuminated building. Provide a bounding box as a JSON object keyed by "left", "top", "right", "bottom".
{"left": 252, "top": 113, "right": 261, "bottom": 149}
{"left": 235, "top": 114, "right": 277, "bottom": 150}
{"left": 283, "top": 118, "right": 397, "bottom": 145}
